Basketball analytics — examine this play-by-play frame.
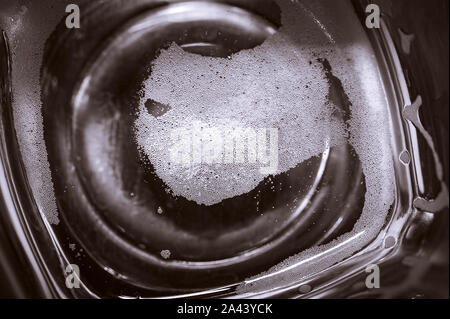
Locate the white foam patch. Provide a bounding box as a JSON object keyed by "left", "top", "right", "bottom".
{"left": 135, "top": 0, "right": 395, "bottom": 293}
{"left": 0, "top": 1, "right": 69, "bottom": 224}
{"left": 135, "top": 11, "right": 347, "bottom": 206}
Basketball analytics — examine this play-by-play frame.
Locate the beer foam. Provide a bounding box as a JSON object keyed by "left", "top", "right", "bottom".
{"left": 135, "top": 11, "right": 348, "bottom": 206}
{"left": 135, "top": 0, "right": 395, "bottom": 292}
{"left": 0, "top": 1, "right": 69, "bottom": 224}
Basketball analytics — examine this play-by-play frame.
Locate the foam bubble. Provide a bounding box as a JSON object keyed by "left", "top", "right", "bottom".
{"left": 160, "top": 249, "right": 171, "bottom": 259}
